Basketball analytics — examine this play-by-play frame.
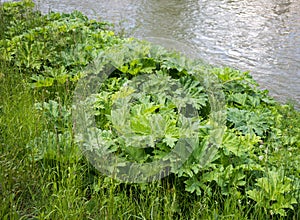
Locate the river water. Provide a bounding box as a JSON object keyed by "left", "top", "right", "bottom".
{"left": 30, "top": 0, "right": 300, "bottom": 107}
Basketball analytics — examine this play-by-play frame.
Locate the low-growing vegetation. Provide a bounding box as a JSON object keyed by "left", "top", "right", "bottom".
{"left": 0, "top": 1, "right": 299, "bottom": 219}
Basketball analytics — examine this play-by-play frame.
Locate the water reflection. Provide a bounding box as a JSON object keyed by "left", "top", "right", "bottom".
{"left": 135, "top": 0, "right": 299, "bottom": 106}
{"left": 34, "top": 0, "right": 300, "bottom": 106}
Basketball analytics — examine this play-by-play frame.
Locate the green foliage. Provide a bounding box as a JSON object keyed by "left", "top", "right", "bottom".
{"left": 247, "top": 169, "right": 297, "bottom": 216}
{"left": 1, "top": 1, "right": 299, "bottom": 219}
{"left": 227, "top": 108, "right": 273, "bottom": 137}
{"left": 89, "top": 73, "right": 203, "bottom": 164}
{"left": 82, "top": 38, "right": 299, "bottom": 217}
{"left": 0, "top": 0, "right": 119, "bottom": 88}
{"left": 0, "top": 0, "right": 42, "bottom": 40}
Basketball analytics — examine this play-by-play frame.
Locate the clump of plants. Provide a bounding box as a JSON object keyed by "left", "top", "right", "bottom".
{"left": 0, "top": 1, "right": 299, "bottom": 219}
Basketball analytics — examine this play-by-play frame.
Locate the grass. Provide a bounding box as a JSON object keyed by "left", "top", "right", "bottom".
{"left": 0, "top": 75, "right": 283, "bottom": 219}
{"left": 1, "top": 75, "right": 295, "bottom": 219}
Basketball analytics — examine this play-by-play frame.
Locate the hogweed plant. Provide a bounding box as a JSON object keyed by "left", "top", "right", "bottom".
{"left": 0, "top": 1, "right": 299, "bottom": 219}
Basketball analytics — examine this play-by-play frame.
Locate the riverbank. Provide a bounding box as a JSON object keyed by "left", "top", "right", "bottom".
{"left": 32, "top": 0, "right": 300, "bottom": 109}
{"left": 0, "top": 1, "right": 299, "bottom": 219}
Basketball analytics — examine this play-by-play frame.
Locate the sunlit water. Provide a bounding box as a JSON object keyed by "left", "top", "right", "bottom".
{"left": 8, "top": 0, "right": 300, "bottom": 106}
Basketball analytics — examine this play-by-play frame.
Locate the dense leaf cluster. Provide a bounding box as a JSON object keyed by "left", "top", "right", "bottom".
{"left": 1, "top": 0, "right": 299, "bottom": 218}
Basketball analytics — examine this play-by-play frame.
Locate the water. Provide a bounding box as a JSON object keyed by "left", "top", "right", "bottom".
{"left": 25, "top": 0, "right": 300, "bottom": 106}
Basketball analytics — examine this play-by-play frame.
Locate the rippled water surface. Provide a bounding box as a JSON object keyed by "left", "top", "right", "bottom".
{"left": 33, "top": 0, "right": 300, "bottom": 106}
